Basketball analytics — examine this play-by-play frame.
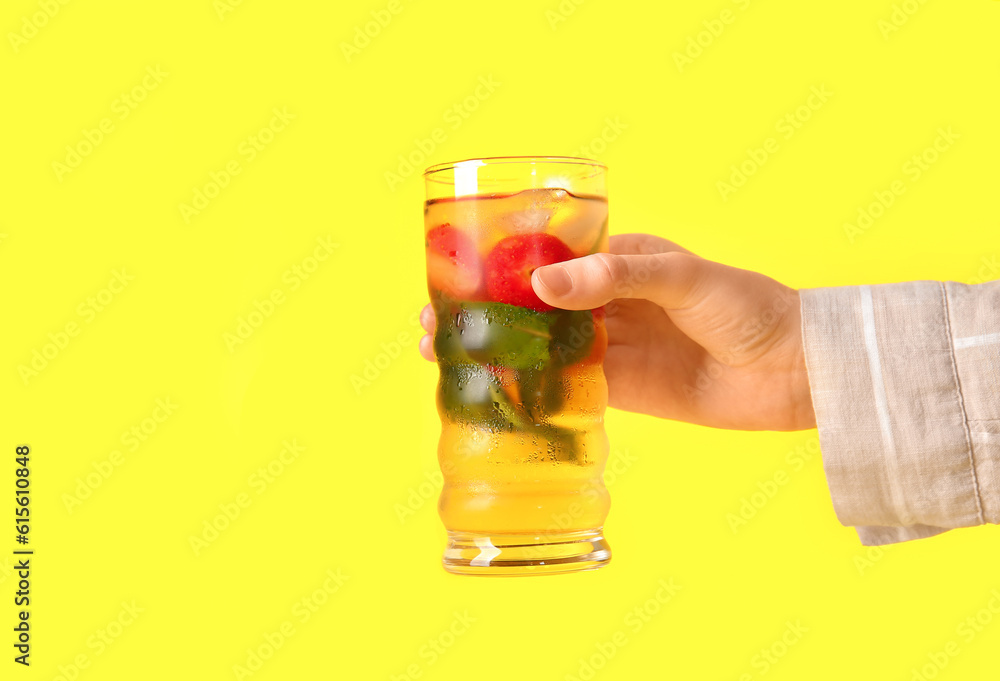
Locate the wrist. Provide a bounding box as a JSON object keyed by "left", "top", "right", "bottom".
{"left": 788, "top": 290, "right": 817, "bottom": 429}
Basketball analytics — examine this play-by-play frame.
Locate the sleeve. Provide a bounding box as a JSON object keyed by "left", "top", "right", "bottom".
{"left": 799, "top": 279, "right": 1000, "bottom": 546}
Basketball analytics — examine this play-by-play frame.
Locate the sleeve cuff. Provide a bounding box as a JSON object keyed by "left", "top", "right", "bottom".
{"left": 800, "top": 282, "right": 985, "bottom": 545}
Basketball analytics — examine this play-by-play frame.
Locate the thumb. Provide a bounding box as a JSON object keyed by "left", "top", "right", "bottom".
{"left": 531, "top": 251, "right": 709, "bottom": 311}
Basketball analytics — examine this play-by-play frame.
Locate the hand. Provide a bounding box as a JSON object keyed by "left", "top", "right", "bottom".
{"left": 420, "top": 233, "right": 815, "bottom": 431}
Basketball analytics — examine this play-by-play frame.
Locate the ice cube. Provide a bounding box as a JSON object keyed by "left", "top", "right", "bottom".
{"left": 497, "top": 188, "right": 570, "bottom": 235}
{"left": 547, "top": 197, "right": 608, "bottom": 256}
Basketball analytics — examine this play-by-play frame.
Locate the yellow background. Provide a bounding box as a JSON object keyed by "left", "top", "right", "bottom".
{"left": 2, "top": 0, "right": 999, "bottom": 679}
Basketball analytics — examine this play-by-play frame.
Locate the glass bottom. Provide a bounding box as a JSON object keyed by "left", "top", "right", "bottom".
{"left": 443, "top": 529, "right": 611, "bottom": 576}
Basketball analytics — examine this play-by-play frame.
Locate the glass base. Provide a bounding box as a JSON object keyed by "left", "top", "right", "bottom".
{"left": 443, "top": 529, "right": 611, "bottom": 576}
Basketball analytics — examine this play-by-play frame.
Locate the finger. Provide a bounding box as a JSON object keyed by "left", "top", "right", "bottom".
{"left": 420, "top": 304, "right": 435, "bottom": 334}
{"left": 532, "top": 250, "right": 713, "bottom": 311}
{"left": 603, "top": 297, "right": 662, "bottom": 337}
{"left": 419, "top": 334, "right": 435, "bottom": 361}
{"left": 609, "top": 233, "right": 696, "bottom": 257}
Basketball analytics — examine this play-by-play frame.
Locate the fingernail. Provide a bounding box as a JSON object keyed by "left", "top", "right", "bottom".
{"left": 534, "top": 266, "right": 572, "bottom": 297}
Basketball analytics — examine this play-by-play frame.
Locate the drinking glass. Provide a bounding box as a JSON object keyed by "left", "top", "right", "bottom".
{"left": 424, "top": 156, "right": 611, "bottom": 575}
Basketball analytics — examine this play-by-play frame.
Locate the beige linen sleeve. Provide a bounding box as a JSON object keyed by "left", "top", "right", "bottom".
{"left": 800, "top": 280, "right": 1000, "bottom": 546}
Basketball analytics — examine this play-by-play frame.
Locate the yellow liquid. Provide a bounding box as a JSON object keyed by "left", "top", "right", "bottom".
{"left": 426, "top": 189, "right": 611, "bottom": 540}
{"left": 437, "top": 357, "right": 611, "bottom": 535}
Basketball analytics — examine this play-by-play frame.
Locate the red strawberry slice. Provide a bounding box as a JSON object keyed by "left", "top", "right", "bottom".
{"left": 425, "top": 224, "right": 483, "bottom": 300}
{"left": 485, "top": 233, "right": 574, "bottom": 312}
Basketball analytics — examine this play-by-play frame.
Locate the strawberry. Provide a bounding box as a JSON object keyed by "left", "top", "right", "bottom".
{"left": 425, "top": 224, "right": 483, "bottom": 300}
{"left": 485, "top": 233, "right": 574, "bottom": 312}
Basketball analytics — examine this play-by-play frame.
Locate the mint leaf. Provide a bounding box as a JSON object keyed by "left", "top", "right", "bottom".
{"left": 434, "top": 301, "right": 552, "bottom": 370}
{"left": 432, "top": 299, "right": 594, "bottom": 464}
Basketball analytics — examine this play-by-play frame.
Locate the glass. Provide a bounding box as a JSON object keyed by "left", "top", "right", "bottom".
{"left": 423, "top": 156, "right": 612, "bottom": 575}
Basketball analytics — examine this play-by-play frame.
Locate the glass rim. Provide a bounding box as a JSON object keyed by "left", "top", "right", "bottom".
{"left": 423, "top": 155, "right": 606, "bottom": 177}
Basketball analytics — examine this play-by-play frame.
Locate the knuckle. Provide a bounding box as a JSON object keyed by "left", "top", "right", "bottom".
{"left": 591, "top": 252, "right": 627, "bottom": 285}
{"left": 658, "top": 251, "right": 705, "bottom": 307}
